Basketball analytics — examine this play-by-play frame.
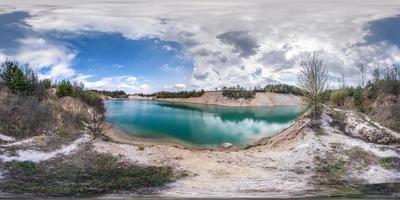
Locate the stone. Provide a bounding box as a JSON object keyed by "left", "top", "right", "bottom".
{"left": 221, "top": 142, "right": 233, "bottom": 148}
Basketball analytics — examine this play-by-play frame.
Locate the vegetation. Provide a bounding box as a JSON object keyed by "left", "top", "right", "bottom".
{"left": 352, "top": 87, "right": 364, "bottom": 111}
{"left": 222, "top": 86, "right": 255, "bottom": 99}
{"left": 155, "top": 90, "right": 205, "bottom": 98}
{"left": 378, "top": 157, "right": 400, "bottom": 170}
{"left": 0, "top": 153, "right": 176, "bottom": 197}
{"left": 0, "top": 94, "right": 52, "bottom": 138}
{"left": 83, "top": 109, "right": 110, "bottom": 140}
{"left": 0, "top": 61, "right": 48, "bottom": 98}
{"left": 90, "top": 90, "right": 127, "bottom": 98}
{"left": 298, "top": 52, "right": 328, "bottom": 120}
{"left": 258, "top": 84, "right": 303, "bottom": 95}
{"left": 330, "top": 89, "right": 348, "bottom": 106}
{"left": 327, "top": 64, "right": 400, "bottom": 131}
{"left": 56, "top": 80, "right": 105, "bottom": 113}
{"left": 142, "top": 84, "right": 302, "bottom": 100}
{"left": 135, "top": 93, "right": 155, "bottom": 97}
{"left": 0, "top": 61, "right": 106, "bottom": 138}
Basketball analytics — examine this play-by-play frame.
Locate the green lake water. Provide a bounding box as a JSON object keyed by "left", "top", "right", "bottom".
{"left": 105, "top": 99, "right": 305, "bottom": 146}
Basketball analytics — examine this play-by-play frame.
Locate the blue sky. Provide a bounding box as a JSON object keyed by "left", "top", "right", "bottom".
{"left": 0, "top": 1, "right": 400, "bottom": 93}
{"left": 65, "top": 33, "right": 193, "bottom": 90}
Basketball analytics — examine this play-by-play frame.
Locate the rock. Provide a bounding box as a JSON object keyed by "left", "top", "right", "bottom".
{"left": 221, "top": 142, "right": 233, "bottom": 148}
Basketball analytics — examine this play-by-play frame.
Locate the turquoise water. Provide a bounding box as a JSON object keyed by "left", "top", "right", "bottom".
{"left": 105, "top": 99, "right": 305, "bottom": 146}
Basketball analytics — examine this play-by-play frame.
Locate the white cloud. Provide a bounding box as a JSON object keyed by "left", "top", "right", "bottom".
{"left": 162, "top": 45, "right": 174, "bottom": 51}
{"left": 1, "top": 0, "right": 400, "bottom": 89}
{"left": 73, "top": 74, "right": 150, "bottom": 94}
{"left": 163, "top": 83, "right": 187, "bottom": 91}
{"left": 161, "top": 64, "right": 182, "bottom": 72}
{"left": 112, "top": 64, "right": 124, "bottom": 68}
{"left": 15, "top": 37, "right": 76, "bottom": 80}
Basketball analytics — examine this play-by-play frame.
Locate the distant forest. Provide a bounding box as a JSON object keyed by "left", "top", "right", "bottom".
{"left": 132, "top": 84, "right": 303, "bottom": 99}
{"left": 90, "top": 90, "right": 127, "bottom": 98}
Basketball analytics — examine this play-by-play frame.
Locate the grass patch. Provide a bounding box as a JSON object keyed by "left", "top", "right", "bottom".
{"left": 0, "top": 152, "right": 177, "bottom": 197}
{"left": 357, "top": 182, "right": 400, "bottom": 195}
{"left": 138, "top": 144, "right": 145, "bottom": 151}
{"left": 314, "top": 156, "right": 347, "bottom": 186}
{"left": 379, "top": 157, "right": 400, "bottom": 170}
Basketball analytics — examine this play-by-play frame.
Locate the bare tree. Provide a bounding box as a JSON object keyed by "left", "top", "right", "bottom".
{"left": 298, "top": 52, "right": 328, "bottom": 120}
{"left": 357, "top": 64, "right": 366, "bottom": 88}
{"left": 82, "top": 108, "right": 110, "bottom": 140}
{"left": 341, "top": 71, "right": 345, "bottom": 88}
{"left": 372, "top": 67, "right": 380, "bottom": 83}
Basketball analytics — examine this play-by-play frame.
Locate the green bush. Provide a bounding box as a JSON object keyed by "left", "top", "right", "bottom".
{"left": 41, "top": 79, "right": 52, "bottom": 89}
{"left": 330, "top": 90, "right": 348, "bottom": 106}
{"left": 353, "top": 87, "right": 364, "bottom": 111}
{"left": 56, "top": 81, "right": 105, "bottom": 113}
{"left": 56, "top": 80, "right": 74, "bottom": 97}
{"left": 222, "top": 86, "right": 255, "bottom": 99}
{"left": 262, "top": 84, "right": 303, "bottom": 95}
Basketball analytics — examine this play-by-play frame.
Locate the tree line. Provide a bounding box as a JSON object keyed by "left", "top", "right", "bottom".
{"left": 89, "top": 90, "right": 127, "bottom": 98}
{"left": 155, "top": 90, "right": 205, "bottom": 98}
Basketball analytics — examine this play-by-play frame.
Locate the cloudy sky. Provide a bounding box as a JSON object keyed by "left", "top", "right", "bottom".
{"left": 1, "top": 0, "right": 400, "bottom": 93}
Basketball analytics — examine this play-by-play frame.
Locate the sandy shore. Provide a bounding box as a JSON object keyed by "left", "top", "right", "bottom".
{"left": 128, "top": 91, "right": 303, "bottom": 107}
{"left": 105, "top": 126, "right": 190, "bottom": 149}
{"left": 95, "top": 107, "right": 400, "bottom": 198}
{"left": 105, "top": 125, "right": 247, "bottom": 151}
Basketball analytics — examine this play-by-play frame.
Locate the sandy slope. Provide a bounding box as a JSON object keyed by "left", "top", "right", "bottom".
{"left": 129, "top": 91, "right": 303, "bottom": 107}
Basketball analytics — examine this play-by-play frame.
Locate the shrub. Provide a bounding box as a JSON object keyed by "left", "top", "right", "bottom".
{"left": 56, "top": 80, "right": 74, "bottom": 97}
{"left": 41, "top": 79, "right": 52, "bottom": 89}
{"left": 262, "top": 84, "right": 304, "bottom": 95}
{"left": 222, "top": 86, "right": 255, "bottom": 99}
{"left": 330, "top": 90, "right": 348, "bottom": 106}
{"left": 76, "top": 90, "right": 105, "bottom": 113}
{"left": 0, "top": 94, "right": 52, "bottom": 138}
{"left": 353, "top": 87, "right": 364, "bottom": 111}
{"left": 56, "top": 81, "right": 105, "bottom": 114}
{"left": 381, "top": 65, "right": 400, "bottom": 95}
{"left": 381, "top": 79, "right": 400, "bottom": 95}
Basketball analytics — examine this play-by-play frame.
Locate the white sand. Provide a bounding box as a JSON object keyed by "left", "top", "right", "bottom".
{"left": 0, "top": 134, "right": 90, "bottom": 162}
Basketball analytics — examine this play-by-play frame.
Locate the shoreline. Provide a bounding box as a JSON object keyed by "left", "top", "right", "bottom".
{"left": 105, "top": 125, "right": 189, "bottom": 149}
{"left": 105, "top": 125, "right": 250, "bottom": 151}
{"left": 127, "top": 91, "right": 304, "bottom": 107}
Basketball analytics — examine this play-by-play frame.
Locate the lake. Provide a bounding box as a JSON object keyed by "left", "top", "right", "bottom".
{"left": 105, "top": 99, "right": 305, "bottom": 146}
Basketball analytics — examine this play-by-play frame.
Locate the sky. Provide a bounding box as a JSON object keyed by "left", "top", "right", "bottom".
{"left": 0, "top": 0, "right": 400, "bottom": 93}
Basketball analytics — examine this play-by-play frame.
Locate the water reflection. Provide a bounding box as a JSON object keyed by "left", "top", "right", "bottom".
{"left": 106, "top": 99, "right": 305, "bottom": 146}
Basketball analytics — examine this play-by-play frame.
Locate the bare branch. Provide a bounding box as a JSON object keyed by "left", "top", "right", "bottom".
{"left": 298, "top": 52, "right": 328, "bottom": 120}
